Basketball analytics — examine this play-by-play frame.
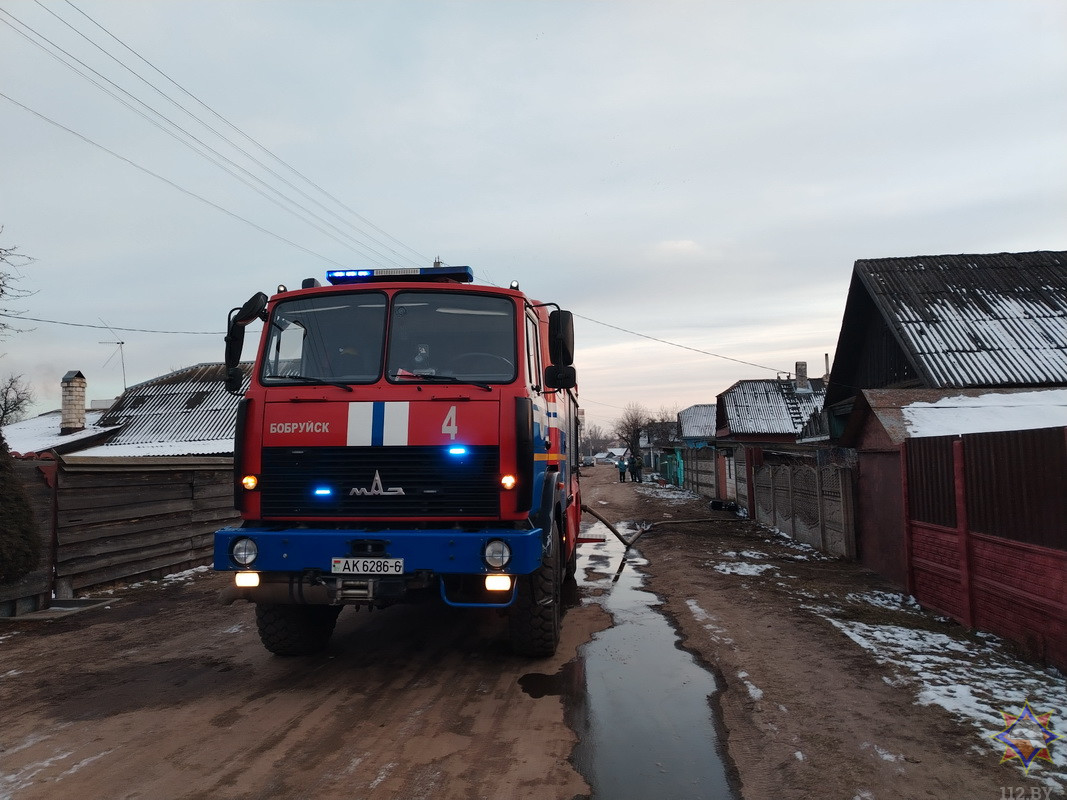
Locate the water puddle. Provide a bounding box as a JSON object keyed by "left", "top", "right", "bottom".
{"left": 524, "top": 521, "right": 738, "bottom": 799}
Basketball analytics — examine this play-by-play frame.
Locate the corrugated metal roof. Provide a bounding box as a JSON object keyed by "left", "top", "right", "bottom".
{"left": 91, "top": 362, "right": 251, "bottom": 456}
{"left": 719, "top": 378, "right": 826, "bottom": 436}
{"left": 678, "top": 404, "right": 717, "bottom": 439}
{"left": 856, "top": 251, "right": 1067, "bottom": 388}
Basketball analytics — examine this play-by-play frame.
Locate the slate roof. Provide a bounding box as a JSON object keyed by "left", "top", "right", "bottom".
{"left": 77, "top": 362, "right": 251, "bottom": 457}
{"left": 717, "top": 378, "right": 827, "bottom": 437}
{"left": 827, "top": 251, "right": 1067, "bottom": 405}
{"left": 678, "top": 404, "right": 717, "bottom": 441}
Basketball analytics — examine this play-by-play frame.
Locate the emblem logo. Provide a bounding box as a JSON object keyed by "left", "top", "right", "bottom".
{"left": 990, "top": 700, "right": 1059, "bottom": 775}
{"left": 349, "top": 470, "right": 405, "bottom": 496}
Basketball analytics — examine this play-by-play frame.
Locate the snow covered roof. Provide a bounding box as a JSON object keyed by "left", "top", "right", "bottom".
{"left": 846, "top": 388, "right": 1067, "bottom": 445}
{"left": 717, "top": 378, "right": 827, "bottom": 437}
{"left": 1, "top": 409, "right": 113, "bottom": 456}
{"left": 79, "top": 362, "right": 251, "bottom": 457}
{"left": 678, "top": 404, "right": 717, "bottom": 440}
{"left": 827, "top": 251, "right": 1067, "bottom": 406}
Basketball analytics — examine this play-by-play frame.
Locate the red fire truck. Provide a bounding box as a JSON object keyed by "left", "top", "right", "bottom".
{"left": 214, "top": 264, "right": 582, "bottom": 657}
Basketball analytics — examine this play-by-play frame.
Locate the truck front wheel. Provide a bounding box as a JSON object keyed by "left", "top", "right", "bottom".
{"left": 255, "top": 603, "right": 341, "bottom": 656}
{"left": 508, "top": 534, "right": 561, "bottom": 657}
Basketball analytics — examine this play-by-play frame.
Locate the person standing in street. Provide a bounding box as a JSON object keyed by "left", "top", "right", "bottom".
{"left": 633, "top": 455, "right": 644, "bottom": 483}
{"left": 617, "top": 458, "right": 627, "bottom": 482}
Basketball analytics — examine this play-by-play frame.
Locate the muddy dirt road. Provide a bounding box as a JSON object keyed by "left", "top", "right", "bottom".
{"left": 3, "top": 465, "right": 1062, "bottom": 799}
{"left": 1, "top": 562, "right": 610, "bottom": 799}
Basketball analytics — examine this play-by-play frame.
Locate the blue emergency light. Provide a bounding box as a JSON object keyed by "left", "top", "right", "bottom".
{"left": 326, "top": 265, "right": 474, "bottom": 285}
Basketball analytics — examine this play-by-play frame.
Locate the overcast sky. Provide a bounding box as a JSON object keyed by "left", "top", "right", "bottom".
{"left": 1, "top": 0, "right": 1065, "bottom": 433}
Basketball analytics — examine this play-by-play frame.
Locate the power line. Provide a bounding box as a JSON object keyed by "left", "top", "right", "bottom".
{"left": 0, "top": 90, "right": 356, "bottom": 268}
{"left": 573, "top": 312, "right": 788, "bottom": 374}
{"left": 0, "top": 7, "right": 413, "bottom": 268}
{"left": 0, "top": 312, "right": 221, "bottom": 335}
{"left": 56, "top": 0, "right": 432, "bottom": 268}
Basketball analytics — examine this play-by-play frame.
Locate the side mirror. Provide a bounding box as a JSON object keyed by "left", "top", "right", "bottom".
{"left": 543, "top": 365, "right": 576, "bottom": 390}
{"left": 233, "top": 292, "right": 268, "bottom": 327}
{"left": 548, "top": 310, "right": 574, "bottom": 367}
{"left": 224, "top": 366, "right": 245, "bottom": 393}
{"left": 224, "top": 292, "right": 268, "bottom": 391}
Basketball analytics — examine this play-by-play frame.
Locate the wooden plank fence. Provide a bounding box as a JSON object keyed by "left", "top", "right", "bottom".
{"left": 1, "top": 455, "right": 238, "bottom": 615}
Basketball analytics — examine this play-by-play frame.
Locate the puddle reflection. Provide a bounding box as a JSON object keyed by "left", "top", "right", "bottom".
{"left": 567, "top": 522, "right": 738, "bottom": 799}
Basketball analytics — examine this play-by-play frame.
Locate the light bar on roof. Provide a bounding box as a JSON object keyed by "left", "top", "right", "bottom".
{"left": 326, "top": 266, "right": 474, "bottom": 285}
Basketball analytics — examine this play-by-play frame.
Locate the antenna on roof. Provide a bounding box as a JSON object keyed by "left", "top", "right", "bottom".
{"left": 99, "top": 318, "right": 127, "bottom": 390}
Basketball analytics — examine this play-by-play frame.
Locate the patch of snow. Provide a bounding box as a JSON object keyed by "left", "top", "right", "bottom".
{"left": 162, "top": 565, "right": 210, "bottom": 583}
{"left": 737, "top": 671, "right": 764, "bottom": 701}
{"left": 794, "top": 750, "right": 805, "bottom": 761}
{"left": 845, "top": 591, "right": 922, "bottom": 614}
{"left": 714, "top": 562, "right": 777, "bottom": 577}
{"left": 862, "top": 742, "right": 902, "bottom": 762}
{"left": 635, "top": 485, "right": 698, "bottom": 504}
{"left": 821, "top": 617, "right": 1067, "bottom": 787}
{"left": 901, "top": 389, "right": 1067, "bottom": 438}
{"left": 685, "top": 599, "right": 734, "bottom": 645}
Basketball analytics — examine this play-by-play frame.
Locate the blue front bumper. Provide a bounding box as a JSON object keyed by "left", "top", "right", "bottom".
{"left": 213, "top": 525, "right": 546, "bottom": 576}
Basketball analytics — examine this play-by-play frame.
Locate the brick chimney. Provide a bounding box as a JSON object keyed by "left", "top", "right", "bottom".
{"left": 795, "top": 361, "right": 811, "bottom": 392}
{"left": 61, "top": 370, "right": 87, "bottom": 435}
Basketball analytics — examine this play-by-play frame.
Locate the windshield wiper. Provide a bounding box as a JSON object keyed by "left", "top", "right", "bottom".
{"left": 391, "top": 372, "right": 491, "bottom": 392}
{"left": 266, "top": 374, "right": 354, "bottom": 392}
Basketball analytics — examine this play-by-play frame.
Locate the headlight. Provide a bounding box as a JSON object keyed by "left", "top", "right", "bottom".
{"left": 231, "top": 537, "right": 258, "bottom": 566}
{"left": 241, "top": 474, "right": 259, "bottom": 490}
{"left": 484, "top": 539, "right": 511, "bottom": 569}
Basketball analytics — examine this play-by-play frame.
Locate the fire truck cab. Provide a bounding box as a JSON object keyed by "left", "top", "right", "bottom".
{"left": 214, "top": 265, "right": 582, "bottom": 657}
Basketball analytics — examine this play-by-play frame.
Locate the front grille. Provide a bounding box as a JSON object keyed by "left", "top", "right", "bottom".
{"left": 260, "top": 446, "right": 500, "bottom": 518}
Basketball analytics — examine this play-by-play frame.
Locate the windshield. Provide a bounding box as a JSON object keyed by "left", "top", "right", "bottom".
{"left": 261, "top": 292, "right": 387, "bottom": 384}
{"left": 386, "top": 291, "right": 516, "bottom": 384}
{"left": 260, "top": 289, "right": 517, "bottom": 386}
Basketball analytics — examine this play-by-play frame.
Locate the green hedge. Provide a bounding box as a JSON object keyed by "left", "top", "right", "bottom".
{"left": 0, "top": 431, "right": 40, "bottom": 584}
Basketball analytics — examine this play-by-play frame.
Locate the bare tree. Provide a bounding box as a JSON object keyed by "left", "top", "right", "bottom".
{"left": 0, "top": 374, "right": 34, "bottom": 427}
{"left": 612, "top": 402, "right": 648, "bottom": 456}
{"left": 579, "top": 422, "right": 610, "bottom": 456}
{"left": 0, "top": 233, "right": 33, "bottom": 341}
{"left": 0, "top": 231, "right": 41, "bottom": 584}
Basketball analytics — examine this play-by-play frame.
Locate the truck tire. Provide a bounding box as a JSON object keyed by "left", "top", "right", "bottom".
{"left": 255, "top": 603, "right": 341, "bottom": 656}
{"left": 508, "top": 533, "right": 561, "bottom": 657}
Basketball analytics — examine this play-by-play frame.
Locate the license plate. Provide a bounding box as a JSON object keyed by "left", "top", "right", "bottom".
{"left": 331, "top": 557, "right": 404, "bottom": 575}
